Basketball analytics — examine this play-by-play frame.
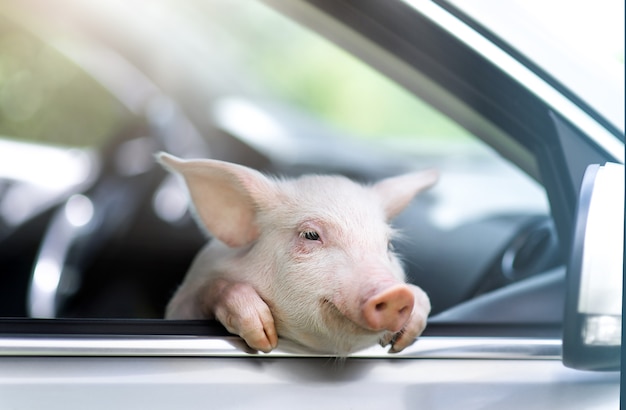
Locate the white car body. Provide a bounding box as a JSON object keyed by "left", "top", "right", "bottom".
{"left": 0, "top": 0, "right": 621, "bottom": 408}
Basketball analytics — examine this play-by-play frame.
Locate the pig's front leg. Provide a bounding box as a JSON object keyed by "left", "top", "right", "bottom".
{"left": 204, "top": 278, "right": 279, "bottom": 353}
{"left": 381, "top": 284, "right": 431, "bottom": 353}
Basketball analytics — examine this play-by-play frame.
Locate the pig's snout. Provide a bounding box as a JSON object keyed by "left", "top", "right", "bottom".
{"left": 362, "top": 284, "right": 414, "bottom": 333}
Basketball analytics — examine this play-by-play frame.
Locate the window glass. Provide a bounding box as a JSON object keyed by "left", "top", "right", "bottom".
{"left": 0, "top": 0, "right": 551, "bottom": 322}
{"left": 173, "top": 1, "right": 549, "bottom": 225}
{"left": 176, "top": 1, "right": 471, "bottom": 143}
{"left": 0, "top": 14, "right": 131, "bottom": 147}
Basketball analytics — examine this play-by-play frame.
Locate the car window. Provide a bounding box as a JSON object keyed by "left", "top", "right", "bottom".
{"left": 0, "top": 1, "right": 553, "bottom": 326}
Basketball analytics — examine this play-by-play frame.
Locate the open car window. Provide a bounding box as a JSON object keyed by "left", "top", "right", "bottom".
{"left": 0, "top": 0, "right": 563, "bottom": 345}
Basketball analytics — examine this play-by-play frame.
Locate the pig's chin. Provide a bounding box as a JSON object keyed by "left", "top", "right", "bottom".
{"left": 289, "top": 298, "right": 386, "bottom": 356}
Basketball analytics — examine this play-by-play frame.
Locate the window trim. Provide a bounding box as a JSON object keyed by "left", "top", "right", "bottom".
{"left": 0, "top": 319, "right": 561, "bottom": 358}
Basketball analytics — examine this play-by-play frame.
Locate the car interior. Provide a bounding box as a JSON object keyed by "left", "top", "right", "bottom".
{"left": 0, "top": 2, "right": 567, "bottom": 336}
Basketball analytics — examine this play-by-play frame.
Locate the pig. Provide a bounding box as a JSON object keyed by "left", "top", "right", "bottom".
{"left": 157, "top": 152, "right": 438, "bottom": 356}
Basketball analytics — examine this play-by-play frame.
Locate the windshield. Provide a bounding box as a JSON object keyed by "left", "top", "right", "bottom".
{"left": 442, "top": 0, "right": 625, "bottom": 134}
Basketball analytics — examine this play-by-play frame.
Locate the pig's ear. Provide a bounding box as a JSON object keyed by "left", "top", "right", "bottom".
{"left": 373, "top": 169, "right": 439, "bottom": 220}
{"left": 156, "top": 152, "right": 276, "bottom": 247}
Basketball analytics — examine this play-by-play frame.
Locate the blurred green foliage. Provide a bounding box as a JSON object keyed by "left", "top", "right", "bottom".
{"left": 229, "top": 4, "right": 472, "bottom": 142}
{"left": 0, "top": 16, "right": 129, "bottom": 147}
{"left": 0, "top": 2, "right": 470, "bottom": 149}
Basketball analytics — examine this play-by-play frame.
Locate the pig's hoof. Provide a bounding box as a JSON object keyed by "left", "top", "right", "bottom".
{"left": 379, "top": 329, "right": 414, "bottom": 353}
{"left": 379, "top": 332, "right": 395, "bottom": 348}
{"left": 387, "top": 310, "right": 428, "bottom": 353}
{"left": 239, "top": 322, "right": 278, "bottom": 353}
{"left": 228, "top": 338, "right": 262, "bottom": 354}
{"left": 211, "top": 281, "right": 279, "bottom": 353}
{"left": 388, "top": 330, "right": 418, "bottom": 353}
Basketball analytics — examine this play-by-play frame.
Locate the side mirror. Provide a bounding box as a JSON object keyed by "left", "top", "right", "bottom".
{"left": 563, "top": 163, "right": 623, "bottom": 371}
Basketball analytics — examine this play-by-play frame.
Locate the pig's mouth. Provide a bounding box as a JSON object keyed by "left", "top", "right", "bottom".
{"left": 319, "top": 298, "right": 382, "bottom": 336}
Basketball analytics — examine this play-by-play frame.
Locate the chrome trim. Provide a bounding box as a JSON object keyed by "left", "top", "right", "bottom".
{"left": 0, "top": 336, "right": 561, "bottom": 359}
{"left": 401, "top": 0, "right": 624, "bottom": 162}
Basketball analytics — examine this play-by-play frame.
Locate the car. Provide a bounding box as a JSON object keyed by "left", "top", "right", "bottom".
{"left": 0, "top": 0, "right": 622, "bottom": 408}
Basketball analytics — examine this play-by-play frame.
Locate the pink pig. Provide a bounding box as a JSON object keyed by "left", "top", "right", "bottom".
{"left": 158, "top": 152, "right": 438, "bottom": 356}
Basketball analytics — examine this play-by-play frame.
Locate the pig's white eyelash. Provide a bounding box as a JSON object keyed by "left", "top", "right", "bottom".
{"left": 300, "top": 230, "right": 320, "bottom": 241}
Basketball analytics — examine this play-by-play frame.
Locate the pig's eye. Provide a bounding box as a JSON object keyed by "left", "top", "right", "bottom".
{"left": 301, "top": 230, "right": 320, "bottom": 241}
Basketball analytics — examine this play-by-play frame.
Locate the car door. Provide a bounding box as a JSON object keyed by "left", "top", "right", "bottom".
{"left": 0, "top": 1, "right": 621, "bottom": 408}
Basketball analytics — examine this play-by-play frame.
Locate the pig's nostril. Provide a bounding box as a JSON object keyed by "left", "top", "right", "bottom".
{"left": 363, "top": 285, "right": 415, "bottom": 332}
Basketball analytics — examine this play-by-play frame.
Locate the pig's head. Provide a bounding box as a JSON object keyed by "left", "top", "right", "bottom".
{"left": 158, "top": 153, "right": 438, "bottom": 355}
